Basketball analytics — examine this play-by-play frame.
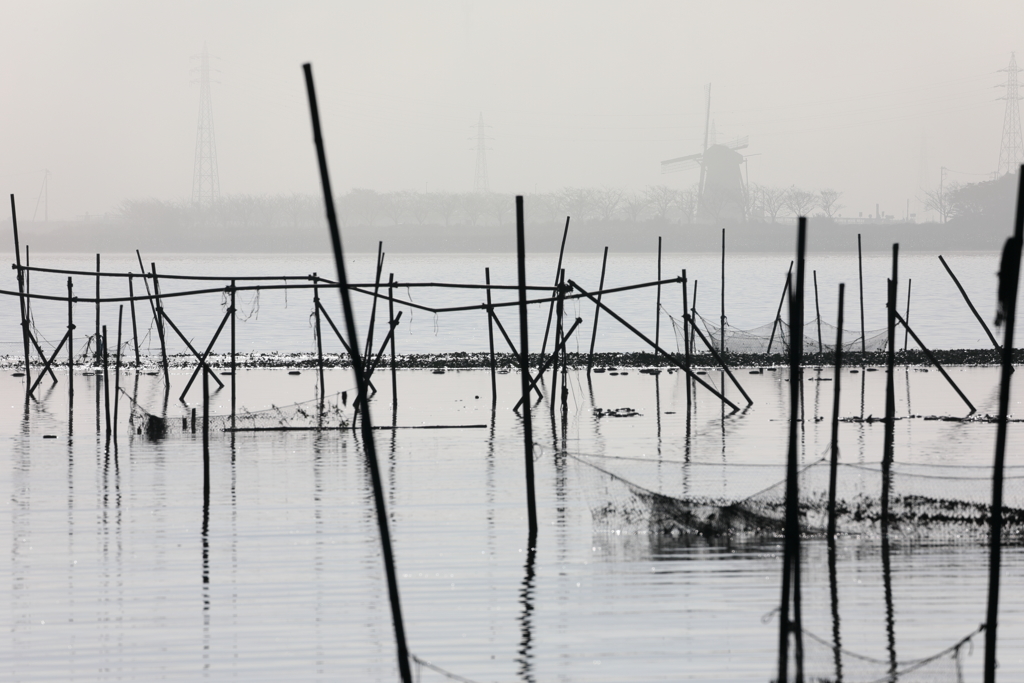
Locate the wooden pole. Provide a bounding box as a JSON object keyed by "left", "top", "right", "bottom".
{"left": 203, "top": 365, "right": 210, "bottom": 504}
{"left": 894, "top": 309, "right": 974, "bottom": 414}
{"left": 485, "top": 268, "right": 497, "bottom": 402}
{"left": 690, "top": 280, "right": 698, "bottom": 353}
{"left": 230, "top": 279, "right": 236, "bottom": 432}
{"left": 587, "top": 246, "right": 609, "bottom": 372}
{"left": 570, "top": 281, "right": 741, "bottom": 411}
{"left": 313, "top": 273, "right": 326, "bottom": 407}
{"left": 827, "top": 284, "right": 845, "bottom": 541}
{"left": 363, "top": 242, "right": 384, "bottom": 361}
{"left": 813, "top": 270, "right": 823, "bottom": 354}
{"left": 28, "top": 330, "right": 70, "bottom": 397}
{"left": 540, "top": 216, "right": 570, "bottom": 358}
{"left": 682, "top": 269, "right": 691, "bottom": 409}
{"left": 882, "top": 244, "right": 899, "bottom": 534}
{"left": 128, "top": 274, "right": 141, "bottom": 366}
{"left": 11, "top": 195, "right": 32, "bottom": 399}
{"left": 514, "top": 196, "right": 539, "bottom": 540}
{"left": 720, "top": 228, "right": 726, "bottom": 355}
{"left": 388, "top": 273, "right": 398, "bottom": 412}
{"left": 858, "top": 234, "right": 866, "bottom": 356}
{"left": 135, "top": 250, "right": 158, "bottom": 324}
{"left": 102, "top": 324, "right": 111, "bottom": 436}
{"left": 766, "top": 263, "right": 793, "bottom": 356}
{"left": 559, "top": 269, "right": 568, "bottom": 415}
{"left": 550, "top": 268, "right": 565, "bottom": 405}
{"left": 903, "top": 278, "right": 912, "bottom": 352}
{"left": 778, "top": 216, "right": 806, "bottom": 683}
{"left": 95, "top": 254, "right": 101, "bottom": 365}
{"left": 67, "top": 277, "right": 74, "bottom": 404}
{"left": 114, "top": 306, "right": 123, "bottom": 437}
{"left": 684, "top": 311, "right": 754, "bottom": 406}
{"left": 655, "top": 236, "right": 663, "bottom": 359}
{"left": 20, "top": 247, "right": 57, "bottom": 389}
{"left": 25, "top": 245, "right": 31, "bottom": 332}
{"left": 983, "top": 167, "right": 1024, "bottom": 683}
{"left": 151, "top": 263, "right": 170, "bottom": 384}
{"left": 938, "top": 254, "right": 1001, "bottom": 351}
{"left": 303, "top": 63, "right": 411, "bottom": 683}
{"left": 513, "top": 318, "right": 583, "bottom": 412}
{"left": 160, "top": 309, "right": 227, "bottom": 400}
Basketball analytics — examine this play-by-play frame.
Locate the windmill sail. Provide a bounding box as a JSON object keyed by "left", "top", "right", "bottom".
{"left": 724, "top": 136, "right": 749, "bottom": 152}
{"left": 661, "top": 153, "right": 703, "bottom": 174}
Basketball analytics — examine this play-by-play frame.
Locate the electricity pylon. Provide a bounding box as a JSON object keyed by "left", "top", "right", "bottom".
{"left": 473, "top": 113, "right": 491, "bottom": 193}
{"left": 191, "top": 43, "right": 220, "bottom": 208}
{"left": 997, "top": 53, "right": 1023, "bottom": 176}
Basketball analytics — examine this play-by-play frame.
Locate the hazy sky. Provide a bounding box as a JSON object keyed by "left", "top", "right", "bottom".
{"left": 2, "top": 1, "right": 1023, "bottom": 221}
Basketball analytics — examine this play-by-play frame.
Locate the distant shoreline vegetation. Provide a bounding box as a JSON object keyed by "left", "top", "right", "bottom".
{"left": 5, "top": 174, "right": 1018, "bottom": 254}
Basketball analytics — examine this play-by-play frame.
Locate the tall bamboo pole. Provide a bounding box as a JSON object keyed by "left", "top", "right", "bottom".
{"left": 587, "top": 246, "right": 609, "bottom": 372}
{"left": 388, "top": 273, "right": 397, "bottom": 411}
{"left": 11, "top": 196, "right": 32, "bottom": 399}
{"left": 858, "top": 234, "right": 866, "bottom": 356}
{"left": 303, "top": 63, "right": 411, "bottom": 683}
{"left": 984, "top": 169, "right": 1024, "bottom": 683}
{"left": 778, "top": 216, "right": 806, "bottom": 683}
{"left": 655, "top": 236, "right": 662, "bottom": 358}
{"left": 515, "top": 196, "right": 538, "bottom": 540}
{"left": 128, "top": 274, "right": 141, "bottom": 366}
{"left": 485, "top": 268, "right": 497, "bottom": 402}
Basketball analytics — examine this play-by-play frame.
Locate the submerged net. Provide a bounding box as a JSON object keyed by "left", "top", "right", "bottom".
{"left": 789, "top": 624, "right": 981, "bottom": 683}
{"left": 669, "top": 310, "right": 888, "bottom": 356}
{"left": 571, "top": 452, "right": 1024, "bottom": 541}
{"left": 122, "top": 389, "right": 352, "bottom": 436}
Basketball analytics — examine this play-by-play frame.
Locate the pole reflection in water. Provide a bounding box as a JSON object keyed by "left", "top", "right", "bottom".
{"left": 655, "top": 373, "right": 662, "bottom": 458}
{"left": 828, "top": 535, "right": 843, "bottom": 683}
{"left": 517, "top": 533, "right": 538, "bottom": 683}
{"left": 905, "top": 367, "right": 912, "bottom": 417}
{"left": 882, "top": 530, "right": 897, "bottom": 681}
{"left": 201, "top": 369, "right": 211, "bottom": 674}
{"left": 312, "top": 430, "right": 326, "bottom": 672}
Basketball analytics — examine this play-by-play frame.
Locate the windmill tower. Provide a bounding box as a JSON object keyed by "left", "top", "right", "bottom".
{"left": 191, "top": 43, "right": 221, "bottom": 208}
{"left": 661, "top": 84, "right": 749, "bottom": 221}
{"left": 473, "top": 113, "right": 491, "bottom": 193}
{"left": 997, "top": 53, "right": 1023, "bottom": 176}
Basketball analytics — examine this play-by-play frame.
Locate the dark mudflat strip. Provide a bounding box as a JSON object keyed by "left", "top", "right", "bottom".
{"left": 223, "top": 424, "right": 487, "bottom": 432}
{"left": 1, "top": 347, "right": 1011, "bottom": 371}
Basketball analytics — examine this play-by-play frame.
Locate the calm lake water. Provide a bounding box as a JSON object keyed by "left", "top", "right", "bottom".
{"left": 2, "top": 250, "right": 1023, "bottom": 680}
{"left": 0, "top": 250, "right": 1010, "bottom": 358}
{"left": 2, "top": 360, "right": 1023, "bottom": 681}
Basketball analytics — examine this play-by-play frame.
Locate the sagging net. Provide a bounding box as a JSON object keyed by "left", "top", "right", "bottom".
{"left": 783, "top": 624, "right": 981, "bottom": 683}
{"left": 122, "top": 389, "right": 352, "bottom": 437}
{"left": 669, "top": 310, "right": 888, "bottom": 356}
{"left": 571, "top": 452, "right": 1024, "bottom": 541}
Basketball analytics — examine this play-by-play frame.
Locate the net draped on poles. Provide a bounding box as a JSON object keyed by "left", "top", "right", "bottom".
{"left": 668, "top": 309, "right": 888, "bottom": 355}
{"left": 571, "top": 451, "right": 1024, "bottom": 542}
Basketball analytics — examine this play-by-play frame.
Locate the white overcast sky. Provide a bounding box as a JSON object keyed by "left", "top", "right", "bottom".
{"left": 1, "top": 1, "right": 1022, "bottom": 220}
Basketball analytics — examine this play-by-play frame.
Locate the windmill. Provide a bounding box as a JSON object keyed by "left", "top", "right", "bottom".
{"left": 662, "top": 84, "right": 749, "bottom": 222}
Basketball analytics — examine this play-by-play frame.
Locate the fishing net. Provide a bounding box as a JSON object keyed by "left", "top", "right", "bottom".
{"left": 783, "top": 624, "right": 981, "bottom": 683}
{"left": 571, "top": 452, "right": 1024, "bottom": 541}
{"left": 669, "top": 310, "right": 888, "bottom": 356}
{"left": 122, "top": 389, "right": 352, "bottom": 437}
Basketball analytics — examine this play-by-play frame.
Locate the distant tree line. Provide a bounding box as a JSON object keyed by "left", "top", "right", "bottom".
{"left": 116, "top": 184, "right": 861, "bottom": 230}
{"left": 922, "top": 171, "right": 1018, "bottom": 226}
